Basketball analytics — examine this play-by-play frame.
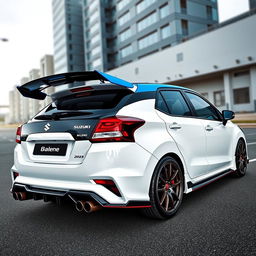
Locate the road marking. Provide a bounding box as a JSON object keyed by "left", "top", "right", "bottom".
{"left": 250, "top": 158, "right": 256, "bottom": 163}
{"left": 247, "top": 142, "right": 256, "bottom": 146}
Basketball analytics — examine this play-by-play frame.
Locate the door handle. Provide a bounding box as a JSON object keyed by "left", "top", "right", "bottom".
{"left": 205, "top": 125, "right": 213, "bottom": 131}
{"left": 169, "top": 122, "right": 181, "bottom": 130}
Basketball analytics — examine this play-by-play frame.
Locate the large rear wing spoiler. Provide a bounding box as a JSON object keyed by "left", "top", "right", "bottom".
{"left": 17, "top": 70, "right": 134, "bottom": 100}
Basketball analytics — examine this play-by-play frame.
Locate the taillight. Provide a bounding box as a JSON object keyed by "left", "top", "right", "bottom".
{"left": 16, "top": 125, "right": 22, "bottom": 143}
{"left": 90, "top": 116, "right": 145, "bottom": 142}
{"left": 94, "top": 179, "right": 121, "bottom": 197}
{"left": 13, "top": 172, "right": 19, "bottom": 179}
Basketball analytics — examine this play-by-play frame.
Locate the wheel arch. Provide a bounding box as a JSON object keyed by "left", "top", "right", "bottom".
{"left": 149, "top": 152, "right": 191, "bottom": 194}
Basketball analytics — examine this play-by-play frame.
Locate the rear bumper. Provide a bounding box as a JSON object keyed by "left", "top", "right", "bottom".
{"left": 12, "top": 142, "right": 159, "bottom": 205}
{"left": 11, "top": 183, "right": 151, "bottom": 208}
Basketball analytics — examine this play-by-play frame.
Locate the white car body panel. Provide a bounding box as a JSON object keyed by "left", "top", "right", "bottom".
{"left": 11, "top": 80, "right": 248, "bottom": 209}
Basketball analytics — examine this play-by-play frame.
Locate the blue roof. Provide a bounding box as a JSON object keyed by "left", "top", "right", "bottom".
{"left": 135, "top": 83, "right": 193, "bottom": 93}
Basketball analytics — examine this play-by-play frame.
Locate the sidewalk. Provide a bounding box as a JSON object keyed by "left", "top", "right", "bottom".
{"left": 233, "top": 112, "right": 256, "bottom": 128}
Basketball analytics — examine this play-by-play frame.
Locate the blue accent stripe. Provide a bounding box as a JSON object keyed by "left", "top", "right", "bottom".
{"left": 135, "top": 83, "right": 189, "bottom": 92}
{"left": 96, "top": 71, "right": 134, "bottom": 88}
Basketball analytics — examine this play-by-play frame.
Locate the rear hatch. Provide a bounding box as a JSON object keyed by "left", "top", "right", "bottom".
{"left": 17, "top": 72, "right": 134, "bottom": 165}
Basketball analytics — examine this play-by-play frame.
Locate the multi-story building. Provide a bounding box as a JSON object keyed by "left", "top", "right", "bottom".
{"left": 109, "top": 10, "right": 256, "bottom": 112}
{"left": 28, "top": 69, "right": 40, "bottom": 118}
{"left": 52, "top": 0, "right": 85, "bottom": 77}
{"left": 40, "top": 55, "right": 54, "bottom": 108}
{"left": 250, "top": 0, "right": 256, "bottom": 9}
{"left": 19, "top": 77, "right": 30, "bottom": 122}
{"left": 82, "top": 0, "right": 218, "bottom": 71}
{"left": 8, "top": 55, "right": 55, "bottom": 123}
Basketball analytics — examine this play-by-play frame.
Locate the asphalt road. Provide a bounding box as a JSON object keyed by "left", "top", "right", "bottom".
{"left": 0, "top": 128, "right": 256, "bottom": 256}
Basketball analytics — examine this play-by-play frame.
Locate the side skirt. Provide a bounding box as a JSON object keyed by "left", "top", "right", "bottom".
{"left": 187, "top": 169, "right": 235, "bottom": 191}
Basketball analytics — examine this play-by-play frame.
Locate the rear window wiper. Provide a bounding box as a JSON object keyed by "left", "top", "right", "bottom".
{"left": 34, "top": 111, "right": 91, "bottom": 120}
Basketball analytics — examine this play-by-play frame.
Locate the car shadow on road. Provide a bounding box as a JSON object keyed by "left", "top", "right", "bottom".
{"left": 12, "top": 173, "right": 245, "bottom": 233}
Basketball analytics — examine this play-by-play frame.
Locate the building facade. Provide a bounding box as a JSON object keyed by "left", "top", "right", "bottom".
{"left": 8, "top": 55, "right": 55, "bottom": 123}
{"left": 250, "top": 0, "right": 256, "bottom": 10}
{"left": 82, "top": 0, "right": 218, "bottom": 71}
{"left": 52, "top": 0, "right": 85, "bottom": 75}
{"left": 109, "top": 11, "right": 256, "bottom": 112}
{"left": 40, "top": 55, "right": 55, "bottom": 108}
{"left": 19, "top": 77, "right": 30, "bottom": 122}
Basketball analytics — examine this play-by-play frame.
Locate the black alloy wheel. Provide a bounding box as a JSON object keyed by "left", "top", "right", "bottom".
{"left": 235, "top": 139, "right": 247, "bottom": 177}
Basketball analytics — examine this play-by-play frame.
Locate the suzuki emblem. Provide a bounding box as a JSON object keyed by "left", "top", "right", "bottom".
{"left": 44, "top": 123, "right": 51, "bottom": 131}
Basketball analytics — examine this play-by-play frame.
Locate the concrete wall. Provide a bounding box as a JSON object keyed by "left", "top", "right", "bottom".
{"left": 109, "top": 13, "right": 256, "bottom": 112}
{"left": 109, "top": 14, "right": 256, "bottom": 84}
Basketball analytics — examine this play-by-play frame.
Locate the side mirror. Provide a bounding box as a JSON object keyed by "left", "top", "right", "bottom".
{"left": 222, "top": 110, "right": 235, "bottom": 125}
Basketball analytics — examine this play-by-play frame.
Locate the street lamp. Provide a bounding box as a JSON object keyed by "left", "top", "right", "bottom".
{"left": 0, "top": 38, "right": 8, "bottom": 42}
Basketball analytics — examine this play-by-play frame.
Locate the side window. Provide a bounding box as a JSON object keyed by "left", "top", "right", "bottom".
{"left": 156, "top": 92, "right": 169, "bottom": 113}
{"left": 185, "top": 92, "right": 220, "bottom": 120}
{"left": 158, "top": 90, "right": 191, "bottom": 116}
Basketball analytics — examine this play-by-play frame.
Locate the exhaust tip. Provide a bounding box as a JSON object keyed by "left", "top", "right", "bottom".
{"left": 13, "top": 192, "right": 18, "bottom": 200}
{"left": 17, "top": 192, "right": 26, "bottom": 201}
{"left": 75, "top": 201, "right": 85, "bottom": 212}
{"left": 84, "top": 201, "right": 102, "bottom": 213}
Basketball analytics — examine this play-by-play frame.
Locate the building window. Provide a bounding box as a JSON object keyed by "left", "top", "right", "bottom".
{"left": 161, "top": 25, "right": 171, "bottom": 39}
{"left": 212, "top": 8, "right": 218, "bottom": 21}
{"left": 107, "top": 53, "right": 118, "bottom": 63}
{"left": 91, "top": 45, "right": 101, "bottom": 56}
{"left": 119, "top": 28, "right": 132, "bottom": 42}
{"left": 233, "top": 70, "right": 250, "bottom": 77}
{"left": 92, "top": 57, "right": 101, "bottom": 68}
{"left": 88, "top": 0, "right": 98, "bottom": 13}
{"left": 89, "top": 10, "right": 99, "bottom": 24}
{"left": 160, "top": 4, "right": 169, "bottom": 19}
{"left": 119, "top": 11, "right": 130, "bottom": 26}
{"left": 91, "top": 33, "right": 100, "bottom": 45}
{"left": 138, "top": 31, "right": 158, "bottom": 50}
{"left": 176, "top": 52, "right": 183, "bottom": 62}
{"left": 107, "top": 38, "right": 117, "bottom": 48}
{"left": 136, "top": 0, "right": 156, "bottom": 14}
{"left": 233, "top": 88, "right": 250, "bottom": 104}
{"left": 214, "top": 91, "right": 225, "bottom": 107}
{"left": 180, "top": 0, "right": 187, "bottom": 14}
{"left": 137, "top": 12, "right": 157, "bottom": 32}
{"left": 117, "top": 0, "right": 130, "bottom": 11}
{"left": 90, "top": 22, "right": 99, "bottom": 34}
{"left": 120, "top": 44, "right": 133, "bottom": 58}
{"left": 200, "top": 92, "right": 209, "bottom": 99}
{"left": 181, "top": 20, "right": 188, "bottom": 36}
{"left": 207, "top": 6, "right": 213, "bottom": 20}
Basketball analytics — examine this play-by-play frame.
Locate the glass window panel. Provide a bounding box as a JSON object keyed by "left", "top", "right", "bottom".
{"left": 186, "top": 92, "right": 220, "bottom": 120}
{"left": 138, "top": 31, "right": 158, "bottom": 50}
{"left": 137, "top": 12, "right": 157, "bottom": 32}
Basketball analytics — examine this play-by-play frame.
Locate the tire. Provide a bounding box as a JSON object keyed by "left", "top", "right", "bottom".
{"left": 234, "top": 139, "right": 248, "bottom": 177}
{"left": 142, "top": 156, "right": 184, "bottom": 219}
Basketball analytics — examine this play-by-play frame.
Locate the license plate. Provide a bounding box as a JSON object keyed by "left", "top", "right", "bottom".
{"left": 33, "top": 144, "right": 68, "bottom": 156}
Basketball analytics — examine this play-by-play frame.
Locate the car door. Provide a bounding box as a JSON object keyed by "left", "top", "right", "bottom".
{"left": 185, "top": 92, "right": 234, "bottom": 172}
{"left": 156, "top": 90, "right": 209, "bottom": 179}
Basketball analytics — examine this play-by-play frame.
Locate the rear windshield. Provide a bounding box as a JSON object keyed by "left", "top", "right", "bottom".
{"left": 55, "top": 89, "right": 132, "bottom": 110}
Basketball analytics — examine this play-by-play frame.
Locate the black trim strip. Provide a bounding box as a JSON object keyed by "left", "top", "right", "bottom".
{"left": 187, "top": 169, "right": 234, "bottom": 191}
{"left": 11, "top": 183, "right": 151, "bottom": 208}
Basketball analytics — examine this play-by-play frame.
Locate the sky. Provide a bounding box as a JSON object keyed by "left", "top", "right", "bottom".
{"left": 0, "top": 0, "right": 250, "bottom": 105}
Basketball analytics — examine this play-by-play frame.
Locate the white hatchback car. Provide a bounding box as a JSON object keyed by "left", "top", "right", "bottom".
{"left": 11, "top": 71, "right": 248, "bottom": 219}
